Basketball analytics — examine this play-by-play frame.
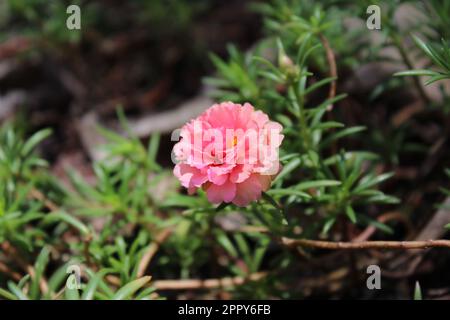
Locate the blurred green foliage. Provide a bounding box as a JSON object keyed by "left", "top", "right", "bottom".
{"left": 1, "top": 0, "right": 450, "bottom": 300}
{"left": 0, "top": 0, "right": 210, "bottom": 44}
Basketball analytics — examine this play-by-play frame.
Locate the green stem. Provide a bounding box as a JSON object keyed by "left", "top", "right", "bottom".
{"left": 292, "top": 83, "right": 312, "bottom": 151}
{"left": 390, "top": 31, "right": 430, "bottom": 104}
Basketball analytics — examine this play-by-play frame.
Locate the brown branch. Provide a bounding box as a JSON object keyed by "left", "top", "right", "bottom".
{"left": 105, "top": 274, "right": 121, "bottom": 286}
{"left": 319, "top": 34, "right": 337, "bottom": 110}
{"left": 152, "top": 272, "right": 267, "bottom": 291}
{"left": 137, "top": 228, "right": 172, "bottom": 278}
{"left": 235, "top": 225, "right": 269, "bottom": 233}
{"left": 391, "top": 33, "right": 430, "bottom": 104}
{"left": 83, "top": 234, "right": 93, "bottom": 268}
{"left": 352, "top": 211, "right": 413, "bottom": 242}
{"left": 0, "top": 260, "right": 22, "bottom": 281}
{"left": 1, "top": 242, "right": 49, "bottom": 294}
{"left": 29, "top": 188, "right": 59, "bottom": 212}
{"left": 30, "top": 189, "right": 96, "bottom": 270}
{"left": 282, "top": 238, "right": 450, "bottom": 250}
{"left": 28, "top": 265, "right": 49, "bottom": 296}
{"left": 0, "top": 36, "right": 32, "bottom": 60}
{"left": 1, "top": 242, "right": 30, "bottom": 272}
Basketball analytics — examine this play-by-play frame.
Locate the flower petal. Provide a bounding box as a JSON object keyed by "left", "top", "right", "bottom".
{"left": 205, "top": 180, "right": 237, "bottom": 204}
{"left": 233, "top": 174, "right": 264, "bottom": 207}
{"left": 173, "top": 163, "right": 207, "bottom": 188}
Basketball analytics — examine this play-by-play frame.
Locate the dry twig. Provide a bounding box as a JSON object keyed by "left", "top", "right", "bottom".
{"left": 0, "top": 260, "right": 22, "bottom": 281}
{"left": 29, "top": 188, "right": 59, "bottom": 212}
{"left": 152, "top": 272, "right": 267, "bottom": 291}
{"left": 137, "top": 228, "right": 173, "bottom": 278}
{"left": 282, "top": 238, "right": 450, "bottom": 250}
{"left": 319, "top": 34, "right": 337, "bottom": 110}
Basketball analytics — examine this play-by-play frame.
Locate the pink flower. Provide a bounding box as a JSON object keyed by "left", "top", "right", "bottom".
{"left": 172, "top": 102, "right": 284, "bottom": 207}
